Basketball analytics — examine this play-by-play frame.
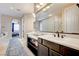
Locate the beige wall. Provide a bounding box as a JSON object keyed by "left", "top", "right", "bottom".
{"left": 21, "top": 14, "right": 35, "bottom": 46}
{"left": 19, "top": 19, "right": 22, "bottom": 38}
{"left": 23, "top": 14, "right": 35, "bottom": 33}
{"left": 1, "top": 15, "right": 12, "bottom": 39}
{"left": 22, "top": 14, "right": 35, "bottom": 37}
{"left": 0, "top": 15, "right": 1, "bottom": 34}
{"left": 22, "top": 14, "right": 35, "bottom": 35}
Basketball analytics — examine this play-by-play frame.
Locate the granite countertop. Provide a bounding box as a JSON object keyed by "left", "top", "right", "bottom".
{"left": 27, "top": 32, "right": 79, "bottom": 51}
{"left": 38, "top": 35, "right": 79, "bottom": 50}
{"left": 27, "top": 34, "right": 38, "bottom": 40}
{"left": 27, "top": 32, "right": 54, "bottom": 40}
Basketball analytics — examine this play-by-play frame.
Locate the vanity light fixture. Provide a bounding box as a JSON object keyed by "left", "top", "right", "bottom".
{"left": 39, "top": 3, "right": 44, "bottom": 5}
{"left": 46, "top": 6, "right": 50, "bottom": 9}
{"left": 42, "top": 5, "right": 51, "bottom": 12}
{"left": 48, "top": 14, "right": 52, "bottom": 17}
{"left": 36, "top": 5, "right": 40, "bottom": 8}
{"left": 42, "top": 8, "right": 47, "bottom": 11}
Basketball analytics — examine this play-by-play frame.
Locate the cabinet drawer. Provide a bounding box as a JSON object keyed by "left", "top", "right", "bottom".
{"left": 60, "top": 45, "right": 79, "bottom": 56}
{"left": 43, "top": 40, "right": 60, "bottom": 52}
{"left": 38, "top": 43, "right": 48, "bottom": 56}
{"left": 49, "top": 49, "right": 62, "bottom": 56}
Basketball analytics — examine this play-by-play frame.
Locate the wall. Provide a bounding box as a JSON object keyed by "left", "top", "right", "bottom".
{"left": 22, "top": 14, "right": 35, "bottom": 34}
{"left": 1, "top": 15, "right": 12, "bottom": 39}
{"left": 21, "top": 14, "right": 35, "bottom": 45}
{"left": 0, "top": 15, "right": 1, "bottom": 34}
{"left": 19, "top": 18, "right": 23, "bottom": 38}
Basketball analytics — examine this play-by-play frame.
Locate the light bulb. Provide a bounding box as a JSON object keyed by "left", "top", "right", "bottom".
{"left": 36, "top": 5, "right": 40, "bottom": 8}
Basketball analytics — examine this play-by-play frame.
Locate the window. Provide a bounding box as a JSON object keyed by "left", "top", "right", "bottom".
{"left": 14, "top": 23, "right": 19, "bottom": 32}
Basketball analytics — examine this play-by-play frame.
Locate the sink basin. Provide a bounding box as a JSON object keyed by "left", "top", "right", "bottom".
{"left": 32, "top": 33, "right": 45, "bottom": 36}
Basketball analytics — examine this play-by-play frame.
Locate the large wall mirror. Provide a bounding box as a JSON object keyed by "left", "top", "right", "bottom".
{"left": 35, "top": 4, "right": 79, "bottom": 34}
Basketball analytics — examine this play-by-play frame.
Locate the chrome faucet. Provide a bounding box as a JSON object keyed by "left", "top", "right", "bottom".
{"left": 56, "top": 31, "right": 60, "bottom": 37}
{"left": 54, "top": 31, "right": 65, "bottom": 38}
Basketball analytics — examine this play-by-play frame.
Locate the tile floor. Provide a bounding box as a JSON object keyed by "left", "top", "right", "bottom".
{"left": 5, "top": 37, "right": 34, "bottom": 56}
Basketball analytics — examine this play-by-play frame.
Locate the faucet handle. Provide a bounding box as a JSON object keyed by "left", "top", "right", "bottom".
{"left": 61, "top": 35, "right": 65, "bottom": 38}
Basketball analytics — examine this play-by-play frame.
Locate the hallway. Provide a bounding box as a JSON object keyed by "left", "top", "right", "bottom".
{"left": 6, "top": 37, "right": 28, "bottom": 56}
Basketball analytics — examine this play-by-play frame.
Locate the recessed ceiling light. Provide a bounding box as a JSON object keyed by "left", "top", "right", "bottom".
{"left": 10, "top": 7, "right": 14, "bottom": 10}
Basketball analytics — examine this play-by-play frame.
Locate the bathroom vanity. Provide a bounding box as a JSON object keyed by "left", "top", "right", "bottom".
{"left": 27, "top": 33, "right": 79, "bottom": 56}
{"left": 38, "top": 37, "right": 79, "bottom": 56}
{"left": 27, "top": 4, "right": 79, "bottom": 56}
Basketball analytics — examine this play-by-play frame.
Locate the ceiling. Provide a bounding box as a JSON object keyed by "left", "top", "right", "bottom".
{"left": 0, "top": 3, "right": 34, "bottom": 17}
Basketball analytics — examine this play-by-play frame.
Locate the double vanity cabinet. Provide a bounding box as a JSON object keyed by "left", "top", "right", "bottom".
{"left": 27, "top": 34, "right": 79, "bottom": 56}
{"left": 38, "top": 38, "right": 79, "bottom": 56}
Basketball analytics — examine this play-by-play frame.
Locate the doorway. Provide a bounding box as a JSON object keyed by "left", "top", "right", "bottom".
{"left": 12, "top": 19, "right": 20, "bottom": 37}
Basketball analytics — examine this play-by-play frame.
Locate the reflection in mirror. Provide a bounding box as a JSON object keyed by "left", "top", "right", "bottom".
{"left": 62, "top": 4, "right": 79, "bottom": 33}
{"left": 40, "top": 17, "right": 55, "bottom": 32}
{"left": 39, "top": 15, "right": 62, "bottom": 33}
{"left": 54, "top": 15, "right": 62, "bottom": 32}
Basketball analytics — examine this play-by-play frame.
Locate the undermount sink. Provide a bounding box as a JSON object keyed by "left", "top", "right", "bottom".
{"left": 32, "top": 33, "right": 45, "bottom": 36}
{"left": 32, "top": 34, "right": 40, "bottom": 36}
